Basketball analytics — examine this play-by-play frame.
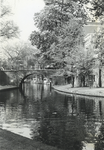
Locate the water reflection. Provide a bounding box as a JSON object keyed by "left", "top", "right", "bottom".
{"left": 0, "top": 83, "right": 104, "bottom": 150}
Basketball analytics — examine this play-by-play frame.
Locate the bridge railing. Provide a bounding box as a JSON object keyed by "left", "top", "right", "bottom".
{"left": 3, "top": 68, "right": 62, "bottom": 72}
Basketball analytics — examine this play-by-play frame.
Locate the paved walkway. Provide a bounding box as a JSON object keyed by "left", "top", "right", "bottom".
{"left": 53, "top": 85, "right": 104, "bottom": 97}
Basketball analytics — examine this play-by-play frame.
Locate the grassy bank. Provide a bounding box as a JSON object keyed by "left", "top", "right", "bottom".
{"left": 0, "top": 129, "right": 60, "bottom": 150}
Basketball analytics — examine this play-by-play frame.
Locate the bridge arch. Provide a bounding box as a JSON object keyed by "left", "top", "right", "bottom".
{"left": 3, "top": 69, "right": 61, "bottom": 89}
{"left": 19, "top": 73, "right": 33, "bottom": 89}
{"left": 19, "top": 71, "right": 52, "bottom": 90}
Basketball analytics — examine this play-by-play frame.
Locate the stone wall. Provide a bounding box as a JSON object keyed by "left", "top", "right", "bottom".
{"left": 0, "top": 69, "right": 10, "bottom": 85}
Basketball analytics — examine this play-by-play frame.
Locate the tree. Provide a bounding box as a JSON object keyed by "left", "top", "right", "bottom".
{"left": 30, "top": 0, "right": 87, "bottom": 69}
{"left": 0, "top": 3, "right": 19, "bottom": 41}
{"left": 92, "top": 27, "right": 104, "bottom": 87}
{"left": 3, "top": 41, "right": 39, "bottom": 70}
{"left": 90, "top": 0, "right": 104, "bottom": 18}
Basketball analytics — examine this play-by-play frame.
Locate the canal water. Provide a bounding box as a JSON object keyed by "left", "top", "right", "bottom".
{"left": 0, "top": 83, "right": 104, "bottom": 150}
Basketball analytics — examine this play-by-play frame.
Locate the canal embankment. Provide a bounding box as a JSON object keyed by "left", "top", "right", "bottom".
{"left": 0, "top": 85, "right": 18, "bottom": 91}
{"left": 0, "top": 129, "right": 60, "bottom": 150}
{"left": 53, "top": 85, "right": 104, "bottom": 97}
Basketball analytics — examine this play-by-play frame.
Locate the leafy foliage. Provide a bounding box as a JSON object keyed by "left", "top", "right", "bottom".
{"left": 3, "top": 42, "right": 39, "bottom": 70}
{"left": 90, "top": 0, "right": 104, "bottom": 18}
{"left": 92, "top": 27, "right": 104, "bottom": 66}
{"left": 0, "top": 20, "right": 19, "bottom": 39}
{"left": 0, "top": 3, "right": 19, "bottom": 40}
{"left": 30, "top": 0, "right": 87, "bottom": 69}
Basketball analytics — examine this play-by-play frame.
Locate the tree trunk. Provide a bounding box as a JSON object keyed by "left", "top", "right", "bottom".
{"left": 81, "top": 76, "right": 85, "bottom": 87}
{"left": 99, "top": 69, "right": 102, "bottom": 87}
{"left": 82, "top": 76, "right": 85, "bottom": 87}
{"left": 72, "top": 76, "right": 74, "bottom": 87}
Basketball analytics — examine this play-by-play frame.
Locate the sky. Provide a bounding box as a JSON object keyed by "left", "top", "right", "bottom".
{"left": 0, "top": 0, "right": 45, "bottom": 59}
{"left": 5, "top": 0, "right": 45, "bottom": 40}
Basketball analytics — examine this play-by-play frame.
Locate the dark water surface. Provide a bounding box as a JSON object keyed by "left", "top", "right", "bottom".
{"left": 0, "top": 83, "right": 104, "bottom": 150}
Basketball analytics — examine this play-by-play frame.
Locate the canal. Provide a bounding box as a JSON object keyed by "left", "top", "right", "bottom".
{"left": 0, "top": 83, "right": 104, "bottom": 150}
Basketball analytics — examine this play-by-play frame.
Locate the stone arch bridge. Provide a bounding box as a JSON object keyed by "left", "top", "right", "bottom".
{"left": 4, "top": 69, "right": 61, "bottom": 89}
